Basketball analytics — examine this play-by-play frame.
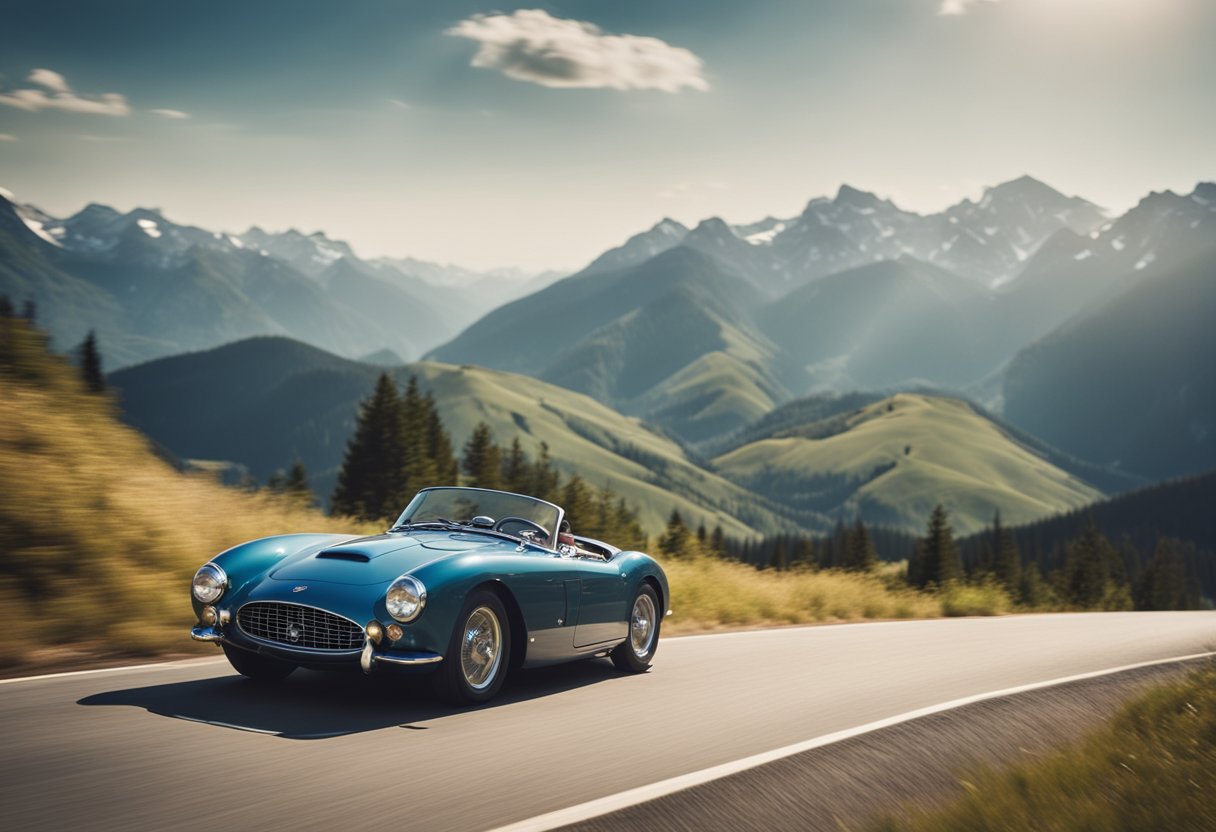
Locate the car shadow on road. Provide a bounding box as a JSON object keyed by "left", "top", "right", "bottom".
{"left": 77, "top": 659, "right": 627, "bottom": 739}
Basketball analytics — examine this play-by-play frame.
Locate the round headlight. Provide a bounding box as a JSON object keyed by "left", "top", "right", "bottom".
{"left": 386, "top": 575, "right": 426, "bottom": 623}
{"left": 192, "top": 563, "right": 227, "bottom": 604}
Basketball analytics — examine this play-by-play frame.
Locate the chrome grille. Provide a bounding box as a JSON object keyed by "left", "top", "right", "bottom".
{"left": 237, "top": 602, "right": 364, "bottom": 651}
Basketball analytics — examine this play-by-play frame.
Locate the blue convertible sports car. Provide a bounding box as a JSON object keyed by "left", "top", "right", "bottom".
{"left": 190, "top": 487, "right": 671, "bottom": 703}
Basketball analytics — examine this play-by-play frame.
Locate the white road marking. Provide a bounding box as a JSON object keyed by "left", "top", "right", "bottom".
{"left": 0, "top": 657, "right": 226, "bottom": 686}
{"left": 487, "top": 651, "right": 1216, "bottom": 832}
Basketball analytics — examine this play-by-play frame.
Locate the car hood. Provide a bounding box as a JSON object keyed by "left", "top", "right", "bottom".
{"left": 268, "top": 532, "right": 502, "bottom": 586}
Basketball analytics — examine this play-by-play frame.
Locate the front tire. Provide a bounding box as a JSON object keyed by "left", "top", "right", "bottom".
{"left": 611, "top": 584, "right": 660, "bottom": 673}
{"left": 432, "top": 590, "right": 511, "bottom": 705}
{"left": 222, "top": 643, "right": 296, "bottom": 681}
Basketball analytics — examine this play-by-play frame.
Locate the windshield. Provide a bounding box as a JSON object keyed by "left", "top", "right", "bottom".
{"left": 392, "top": 487, "right": 563, "bottom": 547}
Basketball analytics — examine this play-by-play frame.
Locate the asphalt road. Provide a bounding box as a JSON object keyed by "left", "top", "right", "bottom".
{"left": 2, "top": 613, "right": 1214, "bottom": 832}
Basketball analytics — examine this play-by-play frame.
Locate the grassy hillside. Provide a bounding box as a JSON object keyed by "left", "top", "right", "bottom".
{"left": 430, "top": 247, "right": 786, "bottom": 442}
{"left": 111, "top": 336, "right": 805, "bottom": 538}
{"left": 873, "top": 665, "right": 1216, "bottom": 831}
{"left": 714, "top": 393, "right": 1103, "bottom": 535}
{"left": 0, "top": 320, "right": 377, "bottom": 667}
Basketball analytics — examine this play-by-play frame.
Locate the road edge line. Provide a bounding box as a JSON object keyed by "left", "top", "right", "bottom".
{"left": 0, "top": 657, "right": 227, "bottom": 686}
{"left": 486, "top": 650, "right": 1216, "bottom": 832}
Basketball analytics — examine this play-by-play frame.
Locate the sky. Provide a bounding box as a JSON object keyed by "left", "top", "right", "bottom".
{"left": 2, "top": 0, "right": 1214, "bottom": 271}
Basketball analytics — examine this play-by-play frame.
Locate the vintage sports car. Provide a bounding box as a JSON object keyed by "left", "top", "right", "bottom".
{"left": 191, "top": 487, "right": 670, "bottom": 703}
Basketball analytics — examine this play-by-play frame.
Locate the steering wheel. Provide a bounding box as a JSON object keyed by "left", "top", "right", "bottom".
{"left": 493, "top": 516, "right": 550, "bottom": 543}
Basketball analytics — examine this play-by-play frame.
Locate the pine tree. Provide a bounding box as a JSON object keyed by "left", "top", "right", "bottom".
{"left": 907, "top": 540, "right": 926, "bottom": 588}
{"left": 709, "top": 525, "right": 725, "bottom": 554}
{"left": 0, "top": 294, "right": 12, "bottom": 318}
{"left": 331, "top": 373, "right": 408, "bottom": 521}
{"left": 462, "top": 422, "right": 503, "bottom": 490}
{"left": 1133, "top": 538, "right": 1192, "bottom": 611}
{"left": 529, "top": 441, "right": 560, "bottom": 501}
{"left": 422, "top": 392, "right": 459, "bottom": 485}
{"left": 285, "top": 458, "right": 312, "bottom": 505}
{"left": 1061, "top": 520, "right": 1123, "bottom": 609}
{"left": 400, "top": 376, "right": 438, "bottom": 494}
{"left": 658, "top": 509, "right": 693, "bottom": 558}
{"left": 769, "top": 536, "right": 788, "bottom": 570}
{"left": 561, "top": 474, "right": 596, "bottom": 531}
{"left": 21, "top": 299, "right": 35, "bottom": 322}
{"left": 915, "top": 504, "right": 961, "bottom": 588}
{"left": 77, "top": 330, "right": 105, "bottom": 394}
{"left": 1018, "top": 561, "right": 1051, "bottom": 607}
{"left": 843, "top": 519, "right": 878, "bottom": 572}
{"left": 502, "top": 438, "right": 530, "bottom": 493}
{"left": 992, "top": 511, "right": 1021, "bottom": 595}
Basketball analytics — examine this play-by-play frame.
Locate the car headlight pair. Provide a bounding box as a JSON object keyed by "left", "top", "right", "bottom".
{"left": 386, "top": 575, "right": 426, "bottom": 623}
{"left": 192, "top": 563, "right": 227, "bottom": 604}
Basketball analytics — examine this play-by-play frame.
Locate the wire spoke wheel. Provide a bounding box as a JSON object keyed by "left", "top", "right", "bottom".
{"left": 629, "top": 593, "right": 657, "bottom": 659}
{"left": 460, "top": 606, "right": 503, "bottom": 691}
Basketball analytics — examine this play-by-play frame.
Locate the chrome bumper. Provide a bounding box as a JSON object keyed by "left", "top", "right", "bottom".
{"left": 193, "top": 625, "right": 442, "bottom": 671}
{"left": 360, "top": 639, "right": 443, "bottom": 673}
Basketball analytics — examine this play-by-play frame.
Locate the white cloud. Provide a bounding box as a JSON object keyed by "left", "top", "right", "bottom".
{"left": 388, "top": 98, "right": 411, "bottom": 110}
{"left": 0, "top": 68, "right": 132, "bottom": 116}
{"left": 28, "top": 68, "right": 70, "bottom": 94}
{"left": 939, "top": 0, "right": 999, "bottom": 15}
{"left": 0, "top": 133, "right": 16, "bottom": 142}
{"left": 150, "top": 108, "right": 190, "bottom": 119}
{"left": 446, "top": 9, "right": 709, "bottom": 93}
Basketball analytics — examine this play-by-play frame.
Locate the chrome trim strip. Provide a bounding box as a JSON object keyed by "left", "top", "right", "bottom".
{"left": 360, "top": 640, "right": 374, "bottom": 674}
{"left": 374, "top": 652, "right": 444, "bottom": 666}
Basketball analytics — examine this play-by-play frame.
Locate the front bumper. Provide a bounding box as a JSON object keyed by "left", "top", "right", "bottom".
{"left": 191, "top": 624, "right": 443, "bottom": 672}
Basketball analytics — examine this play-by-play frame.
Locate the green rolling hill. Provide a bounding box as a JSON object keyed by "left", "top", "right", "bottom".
{"left": 110, "top": 337, "right": 803, "bottom": 538}
{"left": 713, "top": 393, "right": 1104, "bottom": 535}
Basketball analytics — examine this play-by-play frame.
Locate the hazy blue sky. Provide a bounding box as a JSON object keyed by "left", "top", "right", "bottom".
{"left": 2, "top": 0, "right": 1213, "bottom": 270}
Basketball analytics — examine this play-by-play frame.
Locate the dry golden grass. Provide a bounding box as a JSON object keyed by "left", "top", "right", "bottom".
{"left": 0, "top": 371, "right": 376, "bottom": 667}
{"left": 871, "top": 666, "right": 1216, "bottom": 831}
{"left": 662, "top": 556, "right": 943, "bottom": 632}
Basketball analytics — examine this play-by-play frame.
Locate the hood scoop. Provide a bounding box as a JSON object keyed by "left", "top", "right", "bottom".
{"left": 316, "top": 550, "right": 371, "bottom": 563}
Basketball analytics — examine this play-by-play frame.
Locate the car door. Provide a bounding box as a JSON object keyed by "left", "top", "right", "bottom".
{"left": 572, "top": 558, "right": 628, "bottom": 648}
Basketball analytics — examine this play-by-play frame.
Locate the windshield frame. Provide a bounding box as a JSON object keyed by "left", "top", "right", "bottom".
{"left": 390, "top": 487, "right": 565, "bottom": 551}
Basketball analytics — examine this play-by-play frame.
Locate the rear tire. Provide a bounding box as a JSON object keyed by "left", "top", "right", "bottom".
{"left": 431, "top": 590, "right": 511, "bottom": 705}
{"left": 611, "top": 584, "right": 660, "bottom": 673}
{"left": 222, "top": 643, "right": 296, "bottom": 681}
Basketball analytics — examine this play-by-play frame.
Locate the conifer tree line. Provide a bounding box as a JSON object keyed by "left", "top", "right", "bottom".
{"left": 329, "top": 373, "right": 648, "bottom": 548}
{"left": 330, "top": 373, "right": 458, "bottom": 521}
{"left": 656, "top": 496, "right": 1210, "bottom": 611}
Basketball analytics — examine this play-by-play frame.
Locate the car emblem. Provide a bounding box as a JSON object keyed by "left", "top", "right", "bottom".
{"left": 287, "top": 623, "right": 303, "bottom": 643}
{"left": 292, "top": 585, "right": 308, "bottom": 592}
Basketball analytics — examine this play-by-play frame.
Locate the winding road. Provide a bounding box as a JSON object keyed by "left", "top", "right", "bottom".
{"left": 2, "top": 612, "right": 1214, "bottom": 832}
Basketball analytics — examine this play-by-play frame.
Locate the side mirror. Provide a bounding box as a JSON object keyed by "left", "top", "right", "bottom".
{"left": 469, "top": 515, "right": 495, "bottom": 529}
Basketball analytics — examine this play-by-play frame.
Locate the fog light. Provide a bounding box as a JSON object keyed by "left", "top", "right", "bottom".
{"left": 200, "top": 606, "right": 218, "bottom": 626}
{"left": 386, "top": 624, "right": 404, "bottom": 642}
{"left": 365, "top": 621, "right": 384, "bottom": 644}
{"left": 218, "top": 608, "right": 231, "bottom": 626}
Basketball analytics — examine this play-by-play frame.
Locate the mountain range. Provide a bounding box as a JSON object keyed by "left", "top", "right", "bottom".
{"left": 6, "top": 174, "right": 1214, "bottom": 489}
{"left": 430, "top": 177, "right": 1216, "bottom": 478}
{"left": 0, "top": 191, "right": 559, "bottom": 369}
